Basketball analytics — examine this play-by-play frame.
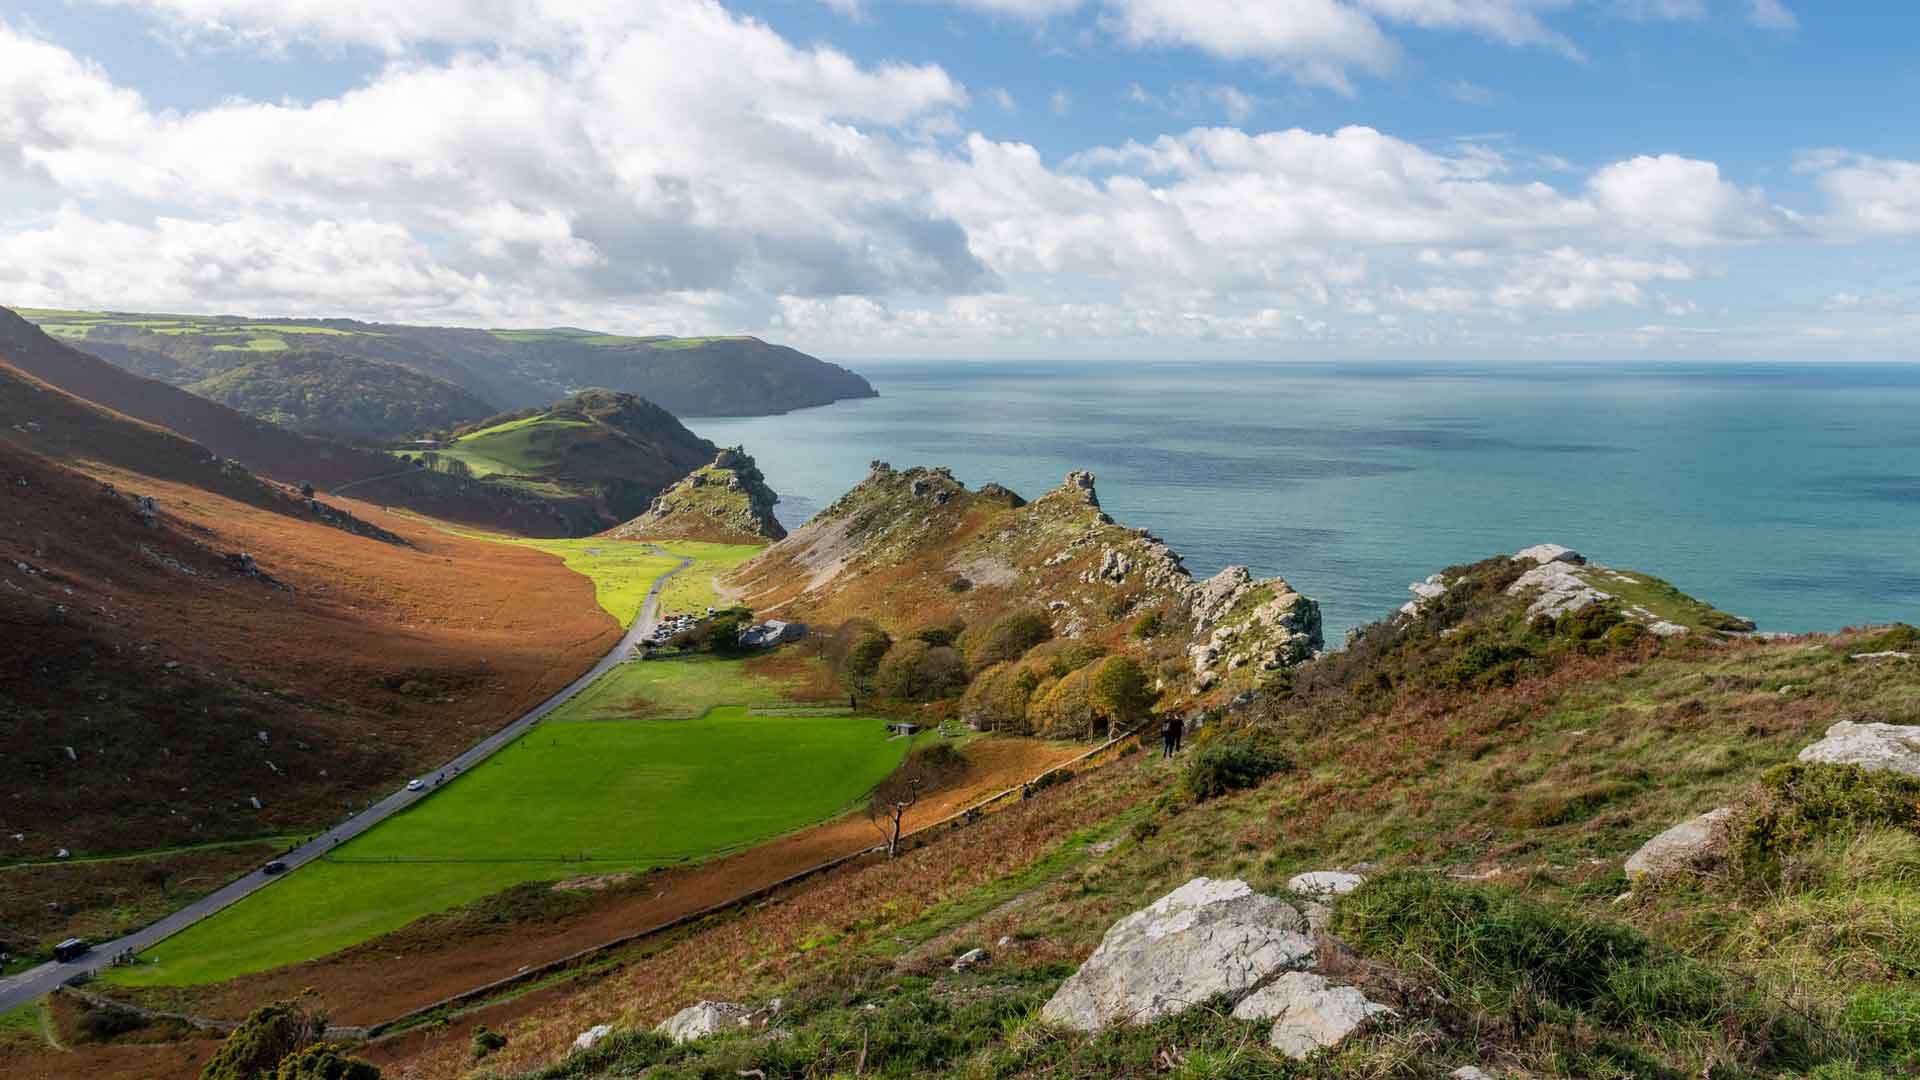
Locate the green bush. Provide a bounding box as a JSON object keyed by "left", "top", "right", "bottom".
{"left": 1735, "top": 762, "right": 1920, "bottom": 884}
{"left": 912, "top": 621, "right": 965, "bottom": 648}
{"left": 76, "top": 1001, "right": 145, "bottom": 1041}
{"left": 1088, "top": 656, "right": 1155, "bottom": 727}
{"left": 1131, "top": 610, "right": 1164, "bottom": 639}
{"left": 470, "top": 1025, "right": 507, "bottom": 1060}
{"left": 1181, "top": 735, "right": 1291, "bottom": 801}
{"left": 275, "top": 1044, "right": 381, "bottom": 1080}
{"left": 201, "top": 1000, "right": 328, "bottom": 1080}
{"left": 1020, "top": 638, "right": 1106, "bottom": 679}
{"left": 1437, "top": 640, "right": 1533, "bottom": 689}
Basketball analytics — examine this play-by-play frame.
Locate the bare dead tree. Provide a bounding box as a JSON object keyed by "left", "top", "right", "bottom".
{"left": 868, "top": 740, "right": 928, "bottom": 858}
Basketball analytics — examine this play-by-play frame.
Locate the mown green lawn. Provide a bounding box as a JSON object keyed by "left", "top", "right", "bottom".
{"left": 106, "top": 685, "right": 904, "bottom": 988}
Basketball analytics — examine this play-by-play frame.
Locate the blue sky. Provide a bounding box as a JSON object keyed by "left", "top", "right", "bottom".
{"left": 2, "top": 1, "right": 1917, "bottom": 359}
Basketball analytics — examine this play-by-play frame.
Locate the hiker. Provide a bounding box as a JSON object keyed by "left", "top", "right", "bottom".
{"left": 1162, "top": 714, "right": 1183, "bottom": 759}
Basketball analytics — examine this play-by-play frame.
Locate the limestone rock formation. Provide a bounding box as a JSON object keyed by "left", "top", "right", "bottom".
{"left": 1514, "top": 543, "right": 1586, "bottom": 566}
{"left": 1187, "top": 566, "right": 1323, "bottom": 678}
{"left": 1232, "top": 971, "right": 1396, "bottom": 1059}
{"left": 656, "top": 1002, "right": 753, "bottom": 1043}
{"left": 1040, "top": 877, "right": 1315, "bottom": 1032}
{"left": 1624, "top": 807, "right": 1737, "bottom": 881}
{"left": 1505, "top": 560, "right": 1611, "bottom": 620}
{"left": 571, "top": 1024, "right": 612, "bottom": 1053}
{"left": 607, "top": 447, "right": 785, "bottom": 544}
{"left": 1797, "top": 721, "right": 1920, "bottom": 777}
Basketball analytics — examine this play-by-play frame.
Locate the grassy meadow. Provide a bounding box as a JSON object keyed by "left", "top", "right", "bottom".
{"left": 106, "top": 658, "right": 903, "bottom": 989}
{"left": 647, "top": 541, "right": 766, "bottom": 615}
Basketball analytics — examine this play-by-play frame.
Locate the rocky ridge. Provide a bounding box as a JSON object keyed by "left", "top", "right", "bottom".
{"left": 729, "top": 463, "right": 1321, "bottom": 696}
{"left": 605, "top": 447, "right": 785, "bottom": 544}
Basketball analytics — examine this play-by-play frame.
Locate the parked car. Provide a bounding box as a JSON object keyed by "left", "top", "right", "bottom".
{"left": 262, "top": 859, "right": 288, "bottom": 875}
{"left": 54, "top": 938, "right": 90, "bottom": 963}
{"left": 406, "top": 778, "right": 425, "bottom": 792}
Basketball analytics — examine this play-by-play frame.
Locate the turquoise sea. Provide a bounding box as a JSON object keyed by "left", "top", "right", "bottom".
{"left": 692, "top": 362, "right": 1920, "bottom": 639}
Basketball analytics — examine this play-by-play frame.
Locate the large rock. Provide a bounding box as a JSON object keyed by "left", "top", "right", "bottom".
{"left": 656, "top": 1002, "right": 753, "bottom": 1044}
{"left": 1624, "top": 807, "right": 1736, "bottom": 881}
{"left": 1040, "top": 878, "right": 1315, "bottom": 1032}
{"left": 1797, "top": 721, "right": 1920, "bottom": 778}
{"left": 1231, "top": 971, "right": 1395, "bottom": 1059}
{"left": 1185, "top": 568, "right": 1323, "bottom": 675}
{"left": 1513, "top": 543, "right": 1585, "bottom": 566}
{"left": 1505, "top": 561, "right": 1609, "bottom": 620}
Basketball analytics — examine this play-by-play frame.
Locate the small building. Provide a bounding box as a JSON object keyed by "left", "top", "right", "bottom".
{"left": 737, "top": 620, "right": 809, "bottom": 650}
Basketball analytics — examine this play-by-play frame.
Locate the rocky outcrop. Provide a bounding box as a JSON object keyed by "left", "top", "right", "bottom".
{"left": 1624, "top": 807, "right": 1736, "bottom": 881}
{"left": 607, "top": 447, "right": 784, "bottom": 543}
{"left": 571, "top": 1024, "right": 612, "bottom": 1053}
{"left": 1233, "top": 972, "right": 1396, "bottom": 1059}
{"left": 1186, "top": 566, "right": 1323, "bottom": 682}
{"left": 655, "top": 999, "right": 780, "bottom": 1043}
{"left": 1506, "top": 559, "right": 1611, "bottom": 620}
{"left": 1040, "top": 878, "right": 1315, "bottom": 1032}
{"left": 1287, "top": 870, "right": 1366, "bottom": 898}
{"left": 1514, "top": 543, "right": 1585, "bottom": 567}
{"left": 1797, "top": 721, "right": 1920, "bottom": 777}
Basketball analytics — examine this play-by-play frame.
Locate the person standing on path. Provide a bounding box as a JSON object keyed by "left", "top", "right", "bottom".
{"left": 1162, "top": 714, "right": 1183, "bottom": 759}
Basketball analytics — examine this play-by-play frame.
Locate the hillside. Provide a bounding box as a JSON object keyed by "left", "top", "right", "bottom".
{"left": 19, "top": 309, "right": 878, "bottom": 430}
{"left": 343, "top": 550, "right": 1915, "bottom": 1080}
{"left": 604, "top": 447, "right": 786, "bottom": 544}
{"left": 0, "top": 307, "right": 577, "bottom": 535}
{"left": 730, "top": 463, "right": 1324, "bottom": 723}
{"left": 420, "top": 390, "right": 719, "bottom": 528}
{"left": 184, "top": 351, "right": 496, "bottom": 439}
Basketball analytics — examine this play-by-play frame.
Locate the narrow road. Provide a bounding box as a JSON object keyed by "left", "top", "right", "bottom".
{"left": 0, "top": 550, "right": 693, "bottom": 1012}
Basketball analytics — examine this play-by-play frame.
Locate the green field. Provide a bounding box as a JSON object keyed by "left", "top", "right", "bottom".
{"left": 506, "top": 539, "right": 680, "bottom": 626}
{"left": 649, "top": 541, "right": 767, "bottom": 615}
{"left": 107, "top": 655, "right": 901, "bottom": 988}
{"left": 433, "top": 414, "right": 595, "bottom": 478}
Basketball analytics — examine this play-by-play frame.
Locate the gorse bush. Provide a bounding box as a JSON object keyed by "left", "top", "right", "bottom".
{"left": 200, "top": 1000, "right": 328, "bottom": 1080}
{"left": 1438, "top": 640, "right": 1534, "bottom": 690}
{"left": 1735, "top": 762, "right": 1920, "bottom": 886}
{"left": 1180, "top": 734, "right": 1291, "bottom": 801}
{"left": 274, "top": 1044, "right": 381, "bottom": 1080}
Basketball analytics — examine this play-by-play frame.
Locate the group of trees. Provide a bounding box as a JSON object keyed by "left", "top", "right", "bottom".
{"left": 834, "top": 609, "right": 1156, "bottom": 740}
{"left": 199, "top": 998, "right": 379, "bottom": 1080}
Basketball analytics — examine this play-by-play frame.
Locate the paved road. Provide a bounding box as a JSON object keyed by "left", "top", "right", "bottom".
{"left": 0, "top": 550, "right": 692, "bottom": 1012}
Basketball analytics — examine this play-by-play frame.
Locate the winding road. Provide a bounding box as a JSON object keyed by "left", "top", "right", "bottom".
{"left": 0, "top": 550, "right": 692, "bottom": 1013}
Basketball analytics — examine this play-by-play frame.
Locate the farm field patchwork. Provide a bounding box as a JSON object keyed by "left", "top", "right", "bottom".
{"left": 106, "top": 658, "right": 904, "bottom": 989}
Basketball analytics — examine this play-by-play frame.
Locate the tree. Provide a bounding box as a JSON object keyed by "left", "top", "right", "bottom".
{"left": 841, "top": 628, "right": 893, "bottom": 697}
{"left": 1089, "top": 656, "right": 1156, "bottom": 728}
{"left": 959, "top": 610, "right": 1054, "bottom": 673}
{"left": 867, "top": 744, "right": 967, "bottom": 857}
{"left": 201, "top": 999, "right": 329, "bottom": 1080}
{"left": 871, "top": 640, "right": 967, "bottom": 702}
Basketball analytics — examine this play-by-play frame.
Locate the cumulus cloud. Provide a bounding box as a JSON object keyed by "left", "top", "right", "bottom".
{"left": 0, "top": 2, "right": 1901, "bottom": 355}
{"left": 1798, "top": 150, "right": 1920, "bottom": 235}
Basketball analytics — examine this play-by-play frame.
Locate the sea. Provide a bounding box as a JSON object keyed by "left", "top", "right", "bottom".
{"left": 690, "top": 361, "right": 1920, "bottom": 640}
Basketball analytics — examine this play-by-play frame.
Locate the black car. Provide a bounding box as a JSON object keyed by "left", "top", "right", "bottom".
{"left": 53, "top": 938, "right": 90, "bottom": 963}
{"left": 263, "top": 860, "right": 288, "bottom": 875}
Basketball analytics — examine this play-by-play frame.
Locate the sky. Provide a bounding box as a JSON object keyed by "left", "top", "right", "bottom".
{"left": 1, "top": 1, "right": 1917, "bottom": 360}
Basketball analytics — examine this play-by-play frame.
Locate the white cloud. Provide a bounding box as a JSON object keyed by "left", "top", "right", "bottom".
{"left": 987, "top": 87, "right": 1018, "bottom": 111}
{"left": 1104, "top": 0, "right": 1399, "bottom": 93}
{"left": 1586, "top": 154, "right": 1789, "bottom": 245}
{"left": 1798, "top": 150, "right": 1920, "bottom": 235}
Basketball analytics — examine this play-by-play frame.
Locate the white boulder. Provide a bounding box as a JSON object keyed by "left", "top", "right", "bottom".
{"left": 1452, "top": 1068, "right": 1497, "bottom": 1079}
{"left": 656, "top": 1002, "right": 753, "bottom": 1044}
{"left": 1797, "top": 721, "right": 1920, "bottom": 778}
{"left": 571, "top": 1024, "right": 612, "bottom": 1053}
{"left": 1040, "top": 878, "right": 1314, "bottom": 1032}
{"left": 1513, "top": 544, "right": 1585, "bottom": 566}
{"left": 1232, "top": 971, "right": 1395, "bottom": 1059}
{"left": 1287, "top": 871, "right": 1365, "bottom": 898}
{"left": 1505, "top": 562, "right": 1610, "bottom": 620}
{"left": 1624, "top": 807, "right": 1736, "bottom": 881}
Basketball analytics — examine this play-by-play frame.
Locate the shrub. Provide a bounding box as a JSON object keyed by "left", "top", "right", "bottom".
{"left": 1437, "top": 640, "right": 1533, "bottom": 689}
{"left": 1735, "top": 762, "right": 1920, "bottom": 885}
{"left": 1181, "top": 735, "right": 1291, "bottom": 801}
{"left": 945, "top": 576, "right": 972, "bottom": 592}
{"left": 275, "top": 1044, "right": 381, "bottom": 1080}
{"left": 470, "top": 1025, "right": 507, "bottom": 1060}
{"left": 1840, "top": 623, "right": 1920, "bottom": 656}
{"left": 201, "top": 1000, "right": 328, "bottom": 1080}
{"left": 1130, "top": 610, "right": 1164, "bottom": 640}
{"left": 872, "top": 641, "right": 967, "bottom": 702}
{"left": 76, "top": 1001, "right": 144, "bottom": 1041}
{"left": 913, "top": 621, "right": 965, "bottom": 648}
{"left": 960, "top": 610, "right": 1054, "bottom": 673}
